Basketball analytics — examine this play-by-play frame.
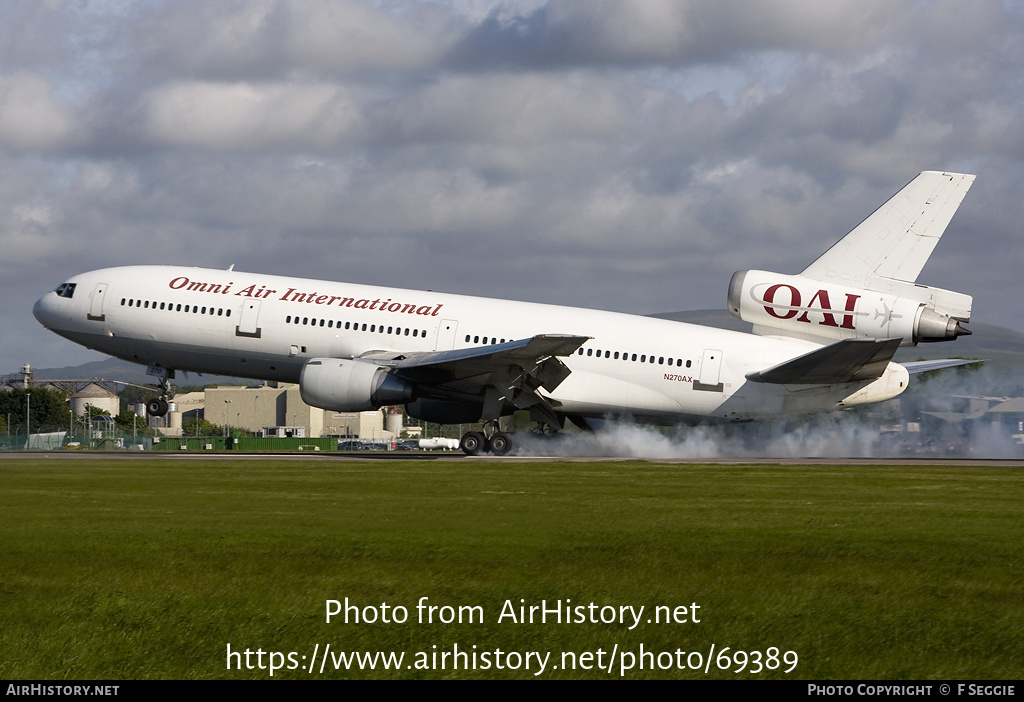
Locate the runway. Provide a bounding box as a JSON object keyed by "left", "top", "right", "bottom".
{"left": 3, "top": 451, "right": 1024, "bottom": 466}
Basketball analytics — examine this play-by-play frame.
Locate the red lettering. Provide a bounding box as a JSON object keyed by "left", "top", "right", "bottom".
{"left": 840, "top": 293, "right": 860, "bottom": 329}
{"left": 798, "top": 289, "right": 837, "bottom": 326}
{"left": 762, "top": 284, "right": 801, "bottom": 320}
{"left": 794, "top": 289, "right": 860, "bottom": 328}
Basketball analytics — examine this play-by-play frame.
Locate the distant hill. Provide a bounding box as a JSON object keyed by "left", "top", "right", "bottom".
{"left": 4, "top": 358, "right": 249, "bottom": 388}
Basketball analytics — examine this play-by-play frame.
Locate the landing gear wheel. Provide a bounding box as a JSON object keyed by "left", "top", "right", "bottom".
{"left": 489, "top": 432, "right": 513, "bottom": 456}
{"left": 146, "top": 398, "right": 169, "bottom": 417}
{"left": 460, "top": 431, "right": 487, "bottom": 456}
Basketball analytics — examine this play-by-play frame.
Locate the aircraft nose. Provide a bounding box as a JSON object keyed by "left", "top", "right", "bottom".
{"left": 33, "top": 292, "right": 55, "bottom": 328}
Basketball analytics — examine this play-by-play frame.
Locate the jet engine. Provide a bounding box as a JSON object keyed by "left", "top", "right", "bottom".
{"left": 300, "top": 358, "right": 415, "bottom": 412}
{"left": 728, "top": 270, "right": 971, "bottom": 346}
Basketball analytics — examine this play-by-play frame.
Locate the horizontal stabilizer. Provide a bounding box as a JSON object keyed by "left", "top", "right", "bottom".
{"left": 901, "top": 358, "right": 982, "bottom": 374}
{"left": 747, "top": 338, "right": 902, "bottom": 385}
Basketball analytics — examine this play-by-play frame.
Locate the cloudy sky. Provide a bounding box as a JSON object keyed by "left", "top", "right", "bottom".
{"left": 3, "top": 0, "right": 1023, "bottom": 371}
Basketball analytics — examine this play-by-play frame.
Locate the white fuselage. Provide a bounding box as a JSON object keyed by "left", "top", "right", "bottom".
{"left": 33, "top": 265, "right": 909, "bottom": 423}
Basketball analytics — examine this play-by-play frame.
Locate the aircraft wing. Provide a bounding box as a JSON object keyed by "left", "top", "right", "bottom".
{"left": 746, "top": 338, "right": 902, "bottom": 384}
{"left": 358, "top": 334, "right": 589, "bottom": 426}
{"left": 361, "top": 334, "right": 588, "bottom": 386}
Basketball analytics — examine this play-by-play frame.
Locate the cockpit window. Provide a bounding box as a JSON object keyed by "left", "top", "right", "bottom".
{"left": 55, "top": 283, "right": 77, "bottom": 299}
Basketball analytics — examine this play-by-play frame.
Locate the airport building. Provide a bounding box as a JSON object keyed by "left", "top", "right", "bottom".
{"left": 156, "top": 384, "right": 395, "bottom": 441}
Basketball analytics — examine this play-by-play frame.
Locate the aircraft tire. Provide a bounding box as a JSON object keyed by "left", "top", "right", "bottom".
{"left": 489, "top": 432, "right": 513, "bottom": 456}
{"left": 146, "top": 398, "right": 169, "bottom": 417}
{"left": 460, "top": 431, "right": 487, "bottom": 456}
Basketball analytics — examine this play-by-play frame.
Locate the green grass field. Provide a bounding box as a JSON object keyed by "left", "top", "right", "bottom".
{"left": 0, "top": 456, "right": 1020, "bottom": 679}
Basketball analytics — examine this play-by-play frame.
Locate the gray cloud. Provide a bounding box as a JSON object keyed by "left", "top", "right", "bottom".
{"left": 445, "top": 0, "right": 903, "bottom": 70}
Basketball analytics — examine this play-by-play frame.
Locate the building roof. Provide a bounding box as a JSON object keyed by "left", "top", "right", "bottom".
{"left": 71, "top": 383, "right": 118, "bottom": 399}
{"left": 988, "top": 398, "right": 1024, "bottom": 413}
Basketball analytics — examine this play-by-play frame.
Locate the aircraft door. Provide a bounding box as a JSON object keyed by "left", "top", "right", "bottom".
{"left": 236, "top": 300, "right": 262, "bottom": 338}
{"left": 435, "top": 319, "right": 458, "bottom": 350}
{"left": 87, "top": 283, "right": 108, "bottom": 321}
{"left": 695, "top": 348, "right": 724, "bottom": 392}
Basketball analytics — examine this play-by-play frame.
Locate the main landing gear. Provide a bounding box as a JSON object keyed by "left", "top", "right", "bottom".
{"left": 460, "top": 421, "right": 515, "bottom": 456}
{"left": 145, "top": 367, "right": 175, "bottom": 418}
{"left": 459, "top": 421, "right": 558, "bottom": 456}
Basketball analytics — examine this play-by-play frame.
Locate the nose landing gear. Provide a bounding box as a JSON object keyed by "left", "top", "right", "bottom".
{"left": 146, "top": 397, "right": 170, "bottom": 417}
{"left": 145, "top": 366, "right": 175, "bottom": 418}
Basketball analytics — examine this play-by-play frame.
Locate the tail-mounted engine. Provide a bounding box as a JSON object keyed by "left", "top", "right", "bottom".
{"left": 728, "top": 270, "right": 971, "bottom": 345}
{"left": 300, "top": 358, "right": 415, "bottom": 412}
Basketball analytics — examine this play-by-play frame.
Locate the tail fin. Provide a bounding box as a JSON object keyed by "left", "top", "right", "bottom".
{"left": 802, "top": 171, "right": 975, "bottom": 285}
{"left": 728, "top": 171, "right": 974, "bottom": 345}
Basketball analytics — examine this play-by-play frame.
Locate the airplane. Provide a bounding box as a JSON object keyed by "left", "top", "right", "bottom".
{"left": 33, "top": 171, "right": 977, "bottom": 455}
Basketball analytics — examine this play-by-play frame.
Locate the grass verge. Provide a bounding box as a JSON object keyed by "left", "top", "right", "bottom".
{"left": 0, "top": 457, "right": 1020, "bottom": 679}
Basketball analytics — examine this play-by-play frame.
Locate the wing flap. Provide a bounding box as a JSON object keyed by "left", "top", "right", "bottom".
{"left": 747, "top": 338, "right": 902, "bottom": 385}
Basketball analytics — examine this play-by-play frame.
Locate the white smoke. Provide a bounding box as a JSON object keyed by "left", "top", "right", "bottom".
{"left": 510, "top": 364, "right": 1024, "bottom": 459}
{"left": 511, "top": 417, "right": 888, "bottom": 459}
